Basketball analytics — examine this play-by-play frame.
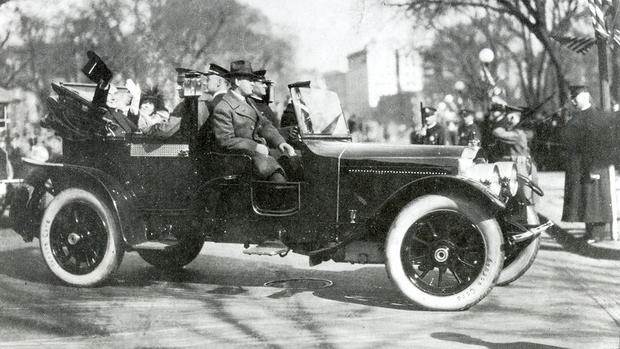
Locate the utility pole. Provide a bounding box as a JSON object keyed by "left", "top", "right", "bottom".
{"left": 594, "top": 0, "right": 619, "bottom": 240}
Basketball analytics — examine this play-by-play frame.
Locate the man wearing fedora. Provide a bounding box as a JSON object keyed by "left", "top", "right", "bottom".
{"left": 210, "top": 60, "right": 296, "bottom": 182}
{"left": 561, "top": 85, "right": 616, "bottom": 243}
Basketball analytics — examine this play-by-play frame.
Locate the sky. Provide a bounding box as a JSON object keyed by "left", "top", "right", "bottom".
{"left": 238, "top": 0, "right": 415, "bottom": 72}
{"left": 0, "top": 0, "right": 416, "bottom": 73}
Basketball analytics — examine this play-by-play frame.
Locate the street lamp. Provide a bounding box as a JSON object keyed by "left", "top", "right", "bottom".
{"left": 478, "top": 48, "right": 494, "bottom": 64}
{"left": 479, "top": 48, "right": 496, "bottom": 86}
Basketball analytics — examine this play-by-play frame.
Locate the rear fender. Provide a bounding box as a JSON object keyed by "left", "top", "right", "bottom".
{"left": 371, "top": 175, "right": 505, "bottom": 238}
{"left": 16, "top": 158, "right": 147, "bottom": 247}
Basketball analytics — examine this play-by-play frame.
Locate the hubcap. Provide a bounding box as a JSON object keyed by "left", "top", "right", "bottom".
{"left": 67, "top": 233, "right": 81, "bottom": 245}
{"left": 434, "top": 246, "right": 449, "bottom": 263}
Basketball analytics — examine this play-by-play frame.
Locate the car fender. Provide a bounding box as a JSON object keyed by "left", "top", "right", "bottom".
{"left": 18, "top": 158, "right": 147, "bottom": 247}
{"left": 371, "top": 175, "right": 505, "bottom": 236}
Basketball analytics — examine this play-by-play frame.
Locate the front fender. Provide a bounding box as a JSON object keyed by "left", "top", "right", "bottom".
{"left": 18, "top": 158, "right": 147, "bottom": 247}
{"left": 371, "top": 175, "right": 505, "bottom": 237}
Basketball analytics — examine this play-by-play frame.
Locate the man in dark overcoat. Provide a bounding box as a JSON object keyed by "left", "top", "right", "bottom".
{"left": 210, "top": 60, "right": 296, "bottom": 182}
{"left": 561, "top": 85, "right": 615, "bottom": 242}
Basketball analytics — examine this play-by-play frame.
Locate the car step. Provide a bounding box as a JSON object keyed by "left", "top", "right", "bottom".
{"left": 243, "top": 240, "right": 289, "bottom": 256}
{"left": 132, "top": 240, "right": 179, "bottom": 250}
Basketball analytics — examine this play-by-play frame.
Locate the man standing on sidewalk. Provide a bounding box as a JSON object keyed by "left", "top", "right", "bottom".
{"left": 561, "top": 85, "right": 615, "bottom": 242}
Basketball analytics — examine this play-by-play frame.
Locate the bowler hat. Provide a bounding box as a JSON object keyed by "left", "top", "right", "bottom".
{"left": 227, "top": 60, "right": 258, "bottom": 79}
{"left": 569, "top": 85, "right": 587, "bottom": 99}
{"left": 206, "top": 63, "right": 229, "bottom": 77}
{"left": 253, "top": 69, "right": 270, "bottom": 83}
{"left": 82, "top": 51, "right": 113, "bottom": 84}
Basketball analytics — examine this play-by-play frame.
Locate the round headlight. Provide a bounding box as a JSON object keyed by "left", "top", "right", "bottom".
{"left": 463, "top": 163, "right": 502, "bottom": 197}
{"left": 495, "top": 162, "right": 519, "bottom": 197}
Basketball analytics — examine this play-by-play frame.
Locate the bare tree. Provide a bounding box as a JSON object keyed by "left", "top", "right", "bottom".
{"left": 391, "top": 0, "right": 585, "bottom": 104}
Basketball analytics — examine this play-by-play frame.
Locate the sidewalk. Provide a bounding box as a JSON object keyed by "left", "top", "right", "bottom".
{"left": 537, "top": 171, "right": 620, "bottom": 253}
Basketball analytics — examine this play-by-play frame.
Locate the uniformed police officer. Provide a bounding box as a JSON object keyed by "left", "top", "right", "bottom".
{"left": 561, "top": 85, "right": 615, "bottom": 242}
{"left": 457, "top": 109, "right": 481, "bottom": 146}
{"left": 411, "top": 107, "right": 445, "bottom": 145}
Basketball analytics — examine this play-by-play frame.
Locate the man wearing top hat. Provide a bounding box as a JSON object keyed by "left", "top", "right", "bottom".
{"left": 457, "top": 109, "right": 481, "bottom": 146}
{"left": 411, "top": 106, "right": 445, "bottom": 145}
{"left": 210, "top": 60, "right": 296, "bottom": 182}
{"left": 561, "top": 85, "right": 615, "bottom": 242}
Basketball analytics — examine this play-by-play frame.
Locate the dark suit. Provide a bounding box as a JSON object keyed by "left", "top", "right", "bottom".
{"left": 561, "top": 107, "right": 614, "bottom": 224}
{"left": 458, "top": 123, "right": 481, "bottom": 146}
{"left": 411, "top": 123, "right": 445, "bottom": 145}
{"left": 210, "top": 91, "right": 285, "bottom": 178}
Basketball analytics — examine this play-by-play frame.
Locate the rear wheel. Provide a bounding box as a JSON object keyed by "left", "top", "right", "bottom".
{"left": 138, "top": 234, "right": 204, "bottom": 270}
{"left": 40, "top": 188, "right": 124, "bottom": 286}
{"left": 385, "top": 194, "right": 504, "bottom": 311}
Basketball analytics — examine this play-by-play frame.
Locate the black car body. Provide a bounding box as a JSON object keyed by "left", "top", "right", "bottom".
{"left": 10, "top": 73, "right": 551, "bottom": 311}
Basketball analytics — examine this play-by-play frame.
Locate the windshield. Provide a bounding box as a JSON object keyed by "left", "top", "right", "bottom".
{"left": 290, "top": 87, "right": 349, "bottom": 136}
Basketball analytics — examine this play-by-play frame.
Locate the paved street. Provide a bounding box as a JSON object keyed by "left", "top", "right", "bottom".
{"left": 0, "top": 172, "right": 618, "bottom": 348}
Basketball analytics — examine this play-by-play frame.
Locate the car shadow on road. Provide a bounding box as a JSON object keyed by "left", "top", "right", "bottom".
{"left": 539, "top": 216, "right": 620, "bottom": 260}
{"left": 431, "top": 332, "right": 568, "bottom": 349}
{"left": 0, "top": 245, "right": 422, "bottom": 311}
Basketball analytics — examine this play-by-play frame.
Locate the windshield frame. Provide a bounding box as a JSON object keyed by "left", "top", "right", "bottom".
{"left": 289, "top": 86, "right": 351, "bottom": 139}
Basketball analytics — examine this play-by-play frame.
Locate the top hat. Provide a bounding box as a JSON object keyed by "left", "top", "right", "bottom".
{"left": 422, "top": 106, "right": 437, "bottom": 117}
{"left": 82, "top": 51, "right": 113, "bottom": 84}
{"left": 569, "top": 85, "right": 587, "bottom": 99}
{"left": 206, "top": 63, "right": 229, "bottom": 77}
{"left": 227, "top": 60, "right": 258, "bottom": 79}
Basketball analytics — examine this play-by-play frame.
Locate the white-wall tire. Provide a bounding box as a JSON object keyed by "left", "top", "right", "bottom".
{"left": 40, "top": 188, "right": 124, "bottom": 287}
{"left": 385, "top": 194, "right": 504, "bottom": 311}
{"left": 496, "top": 236, "right": 540, "bottom": 286}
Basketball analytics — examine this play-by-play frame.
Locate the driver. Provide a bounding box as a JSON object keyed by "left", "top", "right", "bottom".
{"left": 210, "top": 60, "right": 296, "bottom": 182}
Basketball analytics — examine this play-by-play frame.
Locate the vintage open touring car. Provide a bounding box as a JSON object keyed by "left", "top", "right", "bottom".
{"left": 9, "top": 61, "right": 551, "bottom": 311}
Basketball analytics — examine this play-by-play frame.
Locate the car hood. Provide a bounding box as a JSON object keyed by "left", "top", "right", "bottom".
{"left": 305, "top": 140, "right": 478, "bottom": 168}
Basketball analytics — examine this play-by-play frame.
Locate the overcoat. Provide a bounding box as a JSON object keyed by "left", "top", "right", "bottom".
{"left": 210, "top": 91, "right": 285, "bottom": 178}
{"left": 561, "top": 107, "right": 615, "bottom": 223}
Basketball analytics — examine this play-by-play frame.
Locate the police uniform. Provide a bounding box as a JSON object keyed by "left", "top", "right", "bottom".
{"left": 457, "top": 109, "right": 480, "bottom": 146}
{"left": 411, "top": 107, "right": 446, "bottom": 145}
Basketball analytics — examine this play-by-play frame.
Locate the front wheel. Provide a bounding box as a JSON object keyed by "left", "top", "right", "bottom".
{"left": 40, "top": 188, "right": 124, "bottom": 287}
{"left": 385, "top": 194, "right": 504, "bottom": 311}
{"left": 496, "top": 236, "right": 540, "bottom": 286}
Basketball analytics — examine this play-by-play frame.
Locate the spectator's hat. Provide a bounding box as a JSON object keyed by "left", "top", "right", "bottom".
{"left": 422, "top": 106, "right": 437, "bottom": 118}
{"left": 227, "top": 60, "right": 258, "bottom": 79}
{"left": 206, "top": 63, "right": 229, "bottom": 78}
{"left": 569, "top": 85, "right": 587, "bottom": 99}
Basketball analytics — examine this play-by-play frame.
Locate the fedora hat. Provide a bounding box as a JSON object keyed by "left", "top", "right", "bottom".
{"left": 227, "top": 60, "right": 258, "bottom": 79}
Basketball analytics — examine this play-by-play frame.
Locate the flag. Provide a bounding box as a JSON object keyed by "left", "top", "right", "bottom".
{"left": 551, "top": 35, "right": 596, "bottom": 54}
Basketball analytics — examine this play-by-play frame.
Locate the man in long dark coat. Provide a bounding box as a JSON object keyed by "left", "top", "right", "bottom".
{"left": 561, "top": 85, "right": 615, "bottom": 242}
{"left": 210, "top": 60, "right": 295, "bottom": 182}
